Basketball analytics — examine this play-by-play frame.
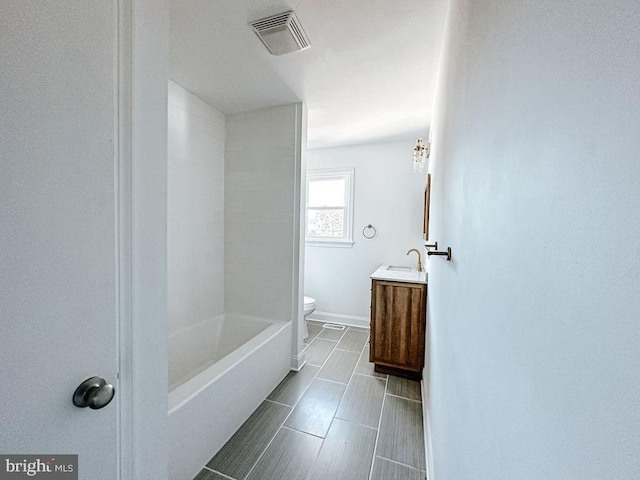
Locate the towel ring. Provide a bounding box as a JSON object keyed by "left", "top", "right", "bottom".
{"left": 362, "top": 224, "right": 377, "bottom": 239}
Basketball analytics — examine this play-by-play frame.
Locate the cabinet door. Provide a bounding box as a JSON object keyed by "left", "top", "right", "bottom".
{"left": 370, "top": 280, "right": 426, "bottom": 372}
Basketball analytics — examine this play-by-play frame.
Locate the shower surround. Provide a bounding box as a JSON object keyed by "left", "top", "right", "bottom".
{"left": 167, "top": 81, "right": 306, "bottom": 480}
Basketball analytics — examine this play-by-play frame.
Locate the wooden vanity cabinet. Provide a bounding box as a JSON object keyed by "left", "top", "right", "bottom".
{"left": 370, "top": 279, "right": 427, "bottom": 380}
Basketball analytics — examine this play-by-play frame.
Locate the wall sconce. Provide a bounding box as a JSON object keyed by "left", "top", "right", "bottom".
{"left": 413, "top": 138, "right": 430, "bottom": 173}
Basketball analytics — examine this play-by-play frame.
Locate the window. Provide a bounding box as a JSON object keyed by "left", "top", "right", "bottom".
{"left": 306, "top": 168, "right": 354, "bottom": 247}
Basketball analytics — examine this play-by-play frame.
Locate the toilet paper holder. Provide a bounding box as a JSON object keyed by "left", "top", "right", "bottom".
{"left": 427, "top": 246, "right": 452, "bottom": 261}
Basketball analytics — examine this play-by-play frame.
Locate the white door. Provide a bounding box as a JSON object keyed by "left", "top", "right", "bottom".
{"left": 1, "top": 2, "right": 121, "bottom": 478}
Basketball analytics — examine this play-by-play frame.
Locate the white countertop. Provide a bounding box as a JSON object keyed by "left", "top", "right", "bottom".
{"left": 370, "top": 264, "right": 428, "bottom": 284}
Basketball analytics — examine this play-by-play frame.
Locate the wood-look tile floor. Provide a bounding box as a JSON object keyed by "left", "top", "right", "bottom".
{"left": 194, "top": 321, "right": 427, "bottom": 480}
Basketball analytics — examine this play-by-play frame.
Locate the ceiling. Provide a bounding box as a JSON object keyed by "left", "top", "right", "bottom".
{"left": 170, "top": 0, "right": 448, "bottom": 149}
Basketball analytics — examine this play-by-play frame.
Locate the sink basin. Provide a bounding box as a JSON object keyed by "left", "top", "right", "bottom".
{"left": 386, "top": 266, "right": 412, "bottom": 272}
{"left": 372, "top": 264, "right": 427, "bottom": 284}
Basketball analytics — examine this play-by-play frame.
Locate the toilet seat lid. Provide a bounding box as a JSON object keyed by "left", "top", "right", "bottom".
{"left": 304, "top": 296, "right": 316, "bottom": 306}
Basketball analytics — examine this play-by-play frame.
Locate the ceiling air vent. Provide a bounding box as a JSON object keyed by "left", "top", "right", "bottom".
{"left": 249, "top": 11, "right": 310, "bottom": 56}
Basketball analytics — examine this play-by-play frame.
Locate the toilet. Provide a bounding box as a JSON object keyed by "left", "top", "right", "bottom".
{"left": 303, "top": 296, "right": 316, "bottom": 317}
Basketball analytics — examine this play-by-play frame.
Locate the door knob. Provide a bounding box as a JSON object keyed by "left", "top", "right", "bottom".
{"left": 73, "top": 376, "right": 115, "bottom": 409}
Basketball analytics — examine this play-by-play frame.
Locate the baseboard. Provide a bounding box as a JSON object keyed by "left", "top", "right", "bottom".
{"left": 306, "top": 310, "right": 369, "bottom": 329}
{"left": 421, "top": 374, "right": 435, "bottom": 480}
{"left": 290, "top": 352, "right": 307, "bottom": 371}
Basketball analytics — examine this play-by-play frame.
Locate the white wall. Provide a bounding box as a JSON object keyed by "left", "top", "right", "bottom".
{"left": 128, "top": 3, "right": 169, "bottom": 477}
{"left": 167, "top": 81, "right": 225, "bottom": 336}
{"left": 225, "top": 104, "right": 303, "bottom": 325}
{"left": 167, "top": 81, "right": 226, "bottom": 387}
{"left": 305, "top": 141, "right": 426, "bottom": 321}
{"left": 425, "top": 1, "right": 640, "bottom": 479}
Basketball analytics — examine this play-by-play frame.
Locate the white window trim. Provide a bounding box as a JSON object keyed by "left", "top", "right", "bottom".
{"left": 305, "top": 167, "right": 355, "bottom": 248}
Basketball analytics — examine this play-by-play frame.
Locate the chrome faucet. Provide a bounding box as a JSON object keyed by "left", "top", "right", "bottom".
{"left": 406, "top": 248, "right": 423, "bottom": 272}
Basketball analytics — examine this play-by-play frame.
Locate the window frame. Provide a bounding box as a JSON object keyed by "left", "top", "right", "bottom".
{"left": 305, "top": 168, "right": 355, "bottom": 248}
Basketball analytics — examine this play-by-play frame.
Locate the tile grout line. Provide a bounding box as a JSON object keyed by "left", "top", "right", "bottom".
{"left": 276, "top": 335, "right": 338, "bottom": 423}
{"left": 316, "top": 342, "right": 363, "bottom": 386}
{"left": 380, "top": 386, "right": 428, "bottom": 473}
{"left": 332, "top": 367, "right": 386, "bottom": 429}
{"left": 201, "top": 323, "right": 376, "bottom": 480}
{"left": 301, "top": 337, "right": 338, "bottom": 356}
{"left": 303, "top": 321, "right": 324, "bottom": 345}
{"left": 385, "top": 392, "right": 423, "bottom": 404}
{"left": 374, "top": 454, "right": 428, "bottom": 473}
{"left": 201, "top": 465, "right": 236, "bottom": 480}
{"left": 312, "top": 377, "right": 349, "bottom": 386}
{"left": 229, "top": 347, "right": 326, "bottom": 480}
{"left": 315, "top": 322, "right": 349, "bottom": 343}
{"left": 302, "top": 331, "right": 370, "bottom": 480}
{"left": 281, "top": 424, "right": 326, "bottom": 440}
{"left": 317, "top": 371, "right": 380, "bottom": 387}
{"left": 316, "top": 330, "right": 347, "bottom": 343}
{"left": 330, "top": 418, "right": 379, "bottom": 432}
{"left": 355, "top": 371, "right": 387, "bottom": 380}
{"left": 352, "top": 371, "right": 381, "bottom": 380}
{"left": 240, "top": 406, "right": 293, "bottom": 480}
{"left": 264, "top": 398, "right": 292, "bottom": 408}
{"left": 303, "top": 324, "right": 322, "bottom": 343}
{"left": 336, "top": 325, "right": 370, "bottom": 352}
{"left": 301, "top": 336, "right": 339, "bottom": 362}
{"left": 334, "top": 346, "right": 366, "bottom": 353}
{"left": 315, "top": 345, "right": 362, "bottom": 384}
{"left": 368, "top": 344, "right": 389, "bottom": 480}
{"left": 354, "top": 339, "right": 387, "bottom": 381}
{"left": 243, "top": 327, "right": 345, "bottom": 480}
{"left": 336, "top": 339, "right": 382, "bottom": 480}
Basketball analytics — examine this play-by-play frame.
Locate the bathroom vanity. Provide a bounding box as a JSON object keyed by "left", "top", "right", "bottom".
{"left": 369, "top": 265, "right": 427, "bottom": 380}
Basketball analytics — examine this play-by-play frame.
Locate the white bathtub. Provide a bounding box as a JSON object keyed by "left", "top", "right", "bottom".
{"left": 168, "top": 314, "right": 291, "bottom": 480}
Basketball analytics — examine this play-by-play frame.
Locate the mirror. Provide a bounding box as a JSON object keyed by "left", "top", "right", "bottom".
{"left": 423, "top": 174, "right": 431, "bottom": 241}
